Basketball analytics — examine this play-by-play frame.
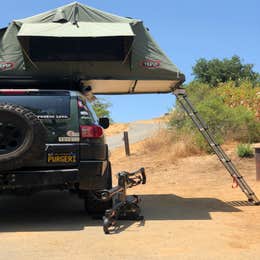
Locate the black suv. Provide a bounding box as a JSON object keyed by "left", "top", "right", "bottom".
{"left": 0, "top": 89, "right": 112, "bottom": 214}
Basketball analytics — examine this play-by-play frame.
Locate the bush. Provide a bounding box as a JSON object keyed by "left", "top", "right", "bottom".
{"left": 169, "top": 80, "right": 260, "bottom": 153}
{"left": 236, "top": 143, "right": 254, "bottom": 158}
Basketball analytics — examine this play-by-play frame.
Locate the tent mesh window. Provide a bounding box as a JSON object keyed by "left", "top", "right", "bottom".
{"left": 29, "top": 37, "right": 131, "bottom": 62}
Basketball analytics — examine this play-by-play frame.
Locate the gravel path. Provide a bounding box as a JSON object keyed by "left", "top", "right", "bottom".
{"left": 106, "top": 122, "right": 164, "bottom": 149}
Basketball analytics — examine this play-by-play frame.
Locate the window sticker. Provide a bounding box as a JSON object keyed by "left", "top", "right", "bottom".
{"left": 78, "top": 100, "right": 84, "bottom": 108}
{"left": 37, "top": 115, "right": 69, "bottom": 119}
{"left": 0, "top": 62, "right": 15, "bottom": 71}
{"left": 80, "top": 111, "right": 89, "bottom": 115}
{"left": 66, "top": 131, "right": 80, "bottom": 137}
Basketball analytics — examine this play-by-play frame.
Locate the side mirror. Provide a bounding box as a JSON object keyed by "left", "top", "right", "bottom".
{"left": 99, "top": 117, "right": 110, "bottom": 129}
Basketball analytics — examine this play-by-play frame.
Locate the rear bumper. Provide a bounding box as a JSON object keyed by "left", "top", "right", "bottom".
{"left": 79, "top": 160, "right": 108, "bottom": 190}
{"left": 0, "top": 160, "right": 107, "bottom": 191}
{"left": 0, "top": 168, "right": 79, "bottom": 188}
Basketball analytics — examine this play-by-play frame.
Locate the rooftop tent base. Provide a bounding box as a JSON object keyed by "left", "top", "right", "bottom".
{"left": 82, "top": 80, "right": 181, "bottom": 94}
{"left": 0, "top": 77, "right": 182, "bottom": 94}
{"left": 173, "top": 88, "right": 260, "bottom": 205}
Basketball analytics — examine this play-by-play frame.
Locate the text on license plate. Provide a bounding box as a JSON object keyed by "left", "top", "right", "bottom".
{"left": 47, "top": 153, "right": 77, "bottom": 163}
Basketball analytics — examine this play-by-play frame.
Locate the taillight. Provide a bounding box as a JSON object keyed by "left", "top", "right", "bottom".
{"left": 80, "top": 125, "right": 103, "bottom": 139}
{"left": 0, "top": 90, "right": 26, "bottom": 95}
{"left": 0, "top": 89, "right": 39, "bottom": 95}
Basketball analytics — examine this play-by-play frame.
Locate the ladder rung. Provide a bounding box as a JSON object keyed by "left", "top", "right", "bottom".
{"left": 225, "top": 160, "right": 232, "bottom": 163}
{"left": 188, "top": 111, "right": 197, "bottom": 114}
{"left": 220, "top": 158, "right": 231, "bottom": 163}
{"left": 199, "top": 127, "right": 209, "bottom": 131}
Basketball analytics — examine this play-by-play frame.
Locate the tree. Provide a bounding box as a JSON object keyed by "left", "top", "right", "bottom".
{"left": 192, "top": 55, "right": 259, "bottom": 86}
{"left": 92, "top": 98, "right": 112, "bottom": 119}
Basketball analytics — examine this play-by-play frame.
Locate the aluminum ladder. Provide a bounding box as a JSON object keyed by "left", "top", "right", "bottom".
{"left": 173, "top": 89, "right": 259, "bottom": 205}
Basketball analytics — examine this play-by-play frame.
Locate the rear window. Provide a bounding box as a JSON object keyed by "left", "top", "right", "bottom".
{"left": 77, "top": 98, "right": 97, "bottom": 125}
{"left": 0, "top": 95, "right": 70, "bottom": 119}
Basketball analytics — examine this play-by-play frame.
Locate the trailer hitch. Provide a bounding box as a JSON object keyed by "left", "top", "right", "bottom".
{"left": 96, "top": 168, "right": 146, "bottom": 234}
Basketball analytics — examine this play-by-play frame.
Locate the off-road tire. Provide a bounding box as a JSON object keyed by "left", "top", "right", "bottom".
{"left": 0, "top": 103, "right": 47, "bottom": 171}
{"left": 84, "top": 162, "right": 112, "bottom": 216}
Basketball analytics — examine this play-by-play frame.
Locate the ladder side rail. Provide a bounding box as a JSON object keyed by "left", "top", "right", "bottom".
{"left": 178, "top": 96, "right": 244, "bottom": 170}
{"left": 175, "top": 93, "right": 259, "bottom": 203}
{"left": 178, "top": 96, "right": 222, "bottom": 147}
{"left": 180, "top": 95, "right": 237, "bottom": 157}
{"left": 217, "top": 145, "right": 249, "bottom": 174}
{"left": 178, "top": 97, "right": 234, "bottom": 160}
{"left": 179, "top": 95, "right": 252, "bottom": 179}
{"left": 182, "top": 95, "right": 209, "bottom": 130}
{"left": 180, "top": 95, "right": 238, "bottom": 161}
{"left": 178, "top": 96, "right": 256, "bottom": 194}
{"left": 178, "top": 97, "right": 242, "bottom": 174}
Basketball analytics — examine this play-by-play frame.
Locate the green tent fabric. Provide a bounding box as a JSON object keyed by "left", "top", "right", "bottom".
{"left": 0, "top": 2, "right": 185, "bottom": 94}
{"left": 18, "top": 22, "right": 135, "bottom": 37}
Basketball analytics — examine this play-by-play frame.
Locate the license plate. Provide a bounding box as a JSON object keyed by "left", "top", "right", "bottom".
{"left": 47, "top": 152, "right": 77, "bottom": 164}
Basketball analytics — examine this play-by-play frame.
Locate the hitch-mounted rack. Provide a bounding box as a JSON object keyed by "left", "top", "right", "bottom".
{"left": 95, "top": 168, "right": 146, "bottom": 234}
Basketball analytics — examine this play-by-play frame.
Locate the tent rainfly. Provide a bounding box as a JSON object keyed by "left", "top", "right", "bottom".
{"left": 0, "top": 2, "right": 185, "bottom": 94}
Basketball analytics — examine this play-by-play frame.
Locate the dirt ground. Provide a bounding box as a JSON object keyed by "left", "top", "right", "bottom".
{"left": 0, "top": 142, "right": 260, "bottom": 259}
{"left": 109, "top": 142, "right": 260, "bottom": 259}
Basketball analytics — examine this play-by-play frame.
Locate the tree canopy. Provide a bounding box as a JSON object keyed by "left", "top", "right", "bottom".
{"left": 92, "top": 98, "right": 112, "bottom": 120}
{"left": 192, "top": 55, "right": 259, "bottom": 86}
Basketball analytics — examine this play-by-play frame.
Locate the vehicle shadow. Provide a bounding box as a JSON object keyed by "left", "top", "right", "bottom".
{"left": 0, "top": 191, "right": 241, "bottom": 233}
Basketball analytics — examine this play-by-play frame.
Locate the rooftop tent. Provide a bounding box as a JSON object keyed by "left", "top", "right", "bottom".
{"left": 0, "top": 2, "right": 185, "bottom": 93}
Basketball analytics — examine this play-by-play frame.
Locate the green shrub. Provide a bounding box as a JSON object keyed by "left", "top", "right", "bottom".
{"left": 169, "top": 80, "right": 260, "bottom": 154}
{"left": 236, "top": 143, "right": 254, "bottom": 158}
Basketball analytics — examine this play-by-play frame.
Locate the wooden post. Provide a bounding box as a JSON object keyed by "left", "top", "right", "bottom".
{"left": 123, "top": 131, "right": 130, "bottom": 156}
{"left": 255, "top": 144, "right": 260, "bottom": 181}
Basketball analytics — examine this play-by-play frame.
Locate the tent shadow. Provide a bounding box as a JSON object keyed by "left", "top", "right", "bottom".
{"left": 0, "top": 192, "right": 241, "bottom": 233}
{"left": 140, "top": 194, "right": 241, "bottom": 220}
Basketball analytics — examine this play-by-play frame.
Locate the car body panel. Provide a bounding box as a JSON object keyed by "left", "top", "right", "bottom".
{"left": 0, "top": 90, "right": 109, "bottom": 191}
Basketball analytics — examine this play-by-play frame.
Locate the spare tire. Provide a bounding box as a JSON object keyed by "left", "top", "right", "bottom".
{"left": 0, "top": 103, "right": 47, "bottom": 171}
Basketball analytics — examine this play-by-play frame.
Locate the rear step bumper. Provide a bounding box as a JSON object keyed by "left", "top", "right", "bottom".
{"left": 0, "top": 160, "right": 107, "bottom": 191}
{"left": 0, "top": 169, "right": 79, "bottom": 188}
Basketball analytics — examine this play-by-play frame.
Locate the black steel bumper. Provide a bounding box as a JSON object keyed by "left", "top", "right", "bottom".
{"left": 0, "top": 160, "right": 107, "bottom": 190}
{"left": 0, "top": 168, "right": 79, "bottom": 188}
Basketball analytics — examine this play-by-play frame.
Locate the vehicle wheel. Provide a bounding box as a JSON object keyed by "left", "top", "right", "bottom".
{"left": 0, "top": 103, "right": 47, "bottom": 171}
{"left": 84, "top": 162, "right": 113, "bottom": 216}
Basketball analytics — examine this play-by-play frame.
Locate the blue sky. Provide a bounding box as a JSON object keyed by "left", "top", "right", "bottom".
{"left": 1, "top": 0, "right": 260, "bottom": 122}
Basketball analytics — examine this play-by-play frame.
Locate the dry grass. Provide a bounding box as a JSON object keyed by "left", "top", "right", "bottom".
{"left": 132, "top": 115, "right": 171, "bottom": 124}
{"left": 141, "top": 129, "right": 202, "bottom": 161}
{"left": 104, "top": 123, "right": 129, "bottom": 136}
{"left": 104, "top": 116, "right": 169, "bottom": 137}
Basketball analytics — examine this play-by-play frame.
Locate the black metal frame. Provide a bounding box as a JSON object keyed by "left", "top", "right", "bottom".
{"left": 94, "top": 168, "right": 146, "bottom": 234}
